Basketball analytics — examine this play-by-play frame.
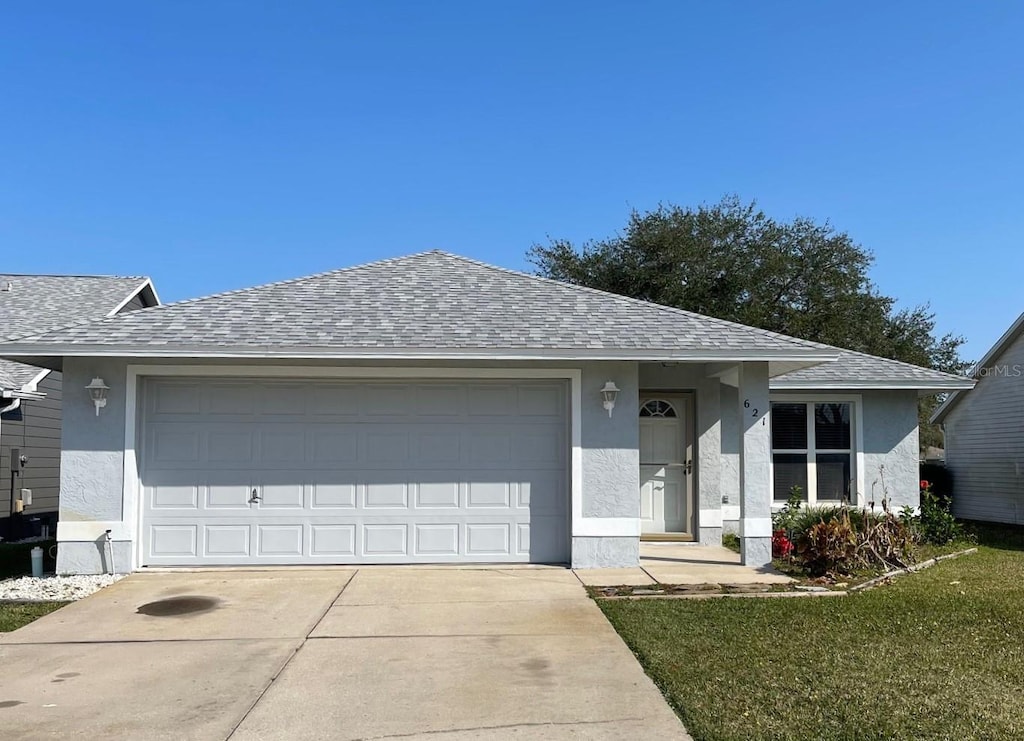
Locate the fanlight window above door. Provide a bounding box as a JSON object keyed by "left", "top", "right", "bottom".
{"left": 640, "top": 399, "right": 677, "bottom": 418}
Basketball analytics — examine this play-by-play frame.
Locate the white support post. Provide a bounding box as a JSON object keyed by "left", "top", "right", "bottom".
{"left": 696, "top": 374, "right": 723, "bottom": 545}
{"left": 737, "top": 362, "right": 772, "bottom": 567}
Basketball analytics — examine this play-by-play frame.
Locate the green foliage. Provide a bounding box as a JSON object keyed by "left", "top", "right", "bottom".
{"left": 721, "top": 532, "right": 740, "bottom": 553}
{"left": 771, "top": 487, "right": 804, "bottom": 534}
{"left": 796, "top": 511, "right": 859, "bottom": 576}
{"left": 791, "top": 507, "right": 915, "bottom": 576}
{"left": 528, "top": 196, "right": 968, "bottom": 449}
{"left": 914, "top": 481, "right": 963, "bottom": 545}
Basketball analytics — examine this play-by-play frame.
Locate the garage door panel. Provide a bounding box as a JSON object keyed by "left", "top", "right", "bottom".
{"left": 415, "top": 481, "right": 460, "bottom": 508}
{"left": 363, "top": 524, "right": 408, "bottom": 555}
{"left": 310, "top": 482, "right": 357, "bottom": 508}
{"left": 207, "top": 430, "right": 254, "bottom": 463}
{"left": 257, "top": 525, "right": 303, "bottom": 557}
{"left": 311, "top": 429, "right": 359, "bottom": 464}
{"left": 205, "top": 525, "right": 250, "bottom": 557}
{"left": 149, "top": 525, "right": 198, "bottom": 558}
{"left": 141, "top": 378, "right": 569, "bottom": 566}
{"left": 414, "top": 523, "right": 459, "bottom": 556}
{"left": 364, "top": 481, "right": 409, "bottom": 508}
{"left": 148, "top": 427, "right": 201, "bottom": 465}
{"left": 365, "top": 431, "right": 409, "bottom": 464}
{"left": 466, "top": 523, "right": 510, "bottom": 555}
{"left": 206, "top": 383, "right": 259, "bottom": 415}
{"left": 310, "top": 524, "right": 356, "bottom": 556}
{"left": 151, "top": 483, "right": 199, "bottom": 510}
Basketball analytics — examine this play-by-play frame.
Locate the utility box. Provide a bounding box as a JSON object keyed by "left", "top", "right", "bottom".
{"left": 20, "top": 489, "right": 32, "bottom": 506}
{"left": 10, "top": 448, "right": 21, "bottom": 472}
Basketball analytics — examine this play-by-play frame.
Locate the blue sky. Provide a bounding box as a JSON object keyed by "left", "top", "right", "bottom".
{"left": 2, "top": 2, "right": 1021, "bottom": 359}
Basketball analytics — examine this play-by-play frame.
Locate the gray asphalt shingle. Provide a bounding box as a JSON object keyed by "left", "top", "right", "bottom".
{"left": 772, "top": 349, "right": 972, "bottom": 388}
{"left": 0, "top": 252, "right": 834, "bottom": 356}
{"left": 0, "top": 274, "right": 150, "bottom": 389}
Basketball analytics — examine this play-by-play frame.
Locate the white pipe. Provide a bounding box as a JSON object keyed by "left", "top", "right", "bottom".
{"left": 105, "top": 529, "right": 115, "bottom": 575}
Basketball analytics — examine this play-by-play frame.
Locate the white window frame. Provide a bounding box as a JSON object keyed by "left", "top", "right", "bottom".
{"left": 769, "top": 394, "right": 865, "bottom": 507}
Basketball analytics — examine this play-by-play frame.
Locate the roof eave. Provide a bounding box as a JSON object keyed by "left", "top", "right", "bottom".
{"left": 0, "top": 344, "right": 841, "bottom": 364}
{"left": 771, "top": 379, "right": 976, "bottom": 396}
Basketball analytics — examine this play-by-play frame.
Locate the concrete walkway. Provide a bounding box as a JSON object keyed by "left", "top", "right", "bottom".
{"left": 575, "top": 543, "right": 794, "bottom": 587}
{"left": 0, "top": 568, "right": 690, "bottom": 740}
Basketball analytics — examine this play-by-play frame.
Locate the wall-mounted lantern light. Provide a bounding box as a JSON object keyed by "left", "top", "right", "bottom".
{"left": 600, "top": 381, "right": 620, "bottom": 418}
{"left": 85, "top": 377, "right": 110, "bottom": 416}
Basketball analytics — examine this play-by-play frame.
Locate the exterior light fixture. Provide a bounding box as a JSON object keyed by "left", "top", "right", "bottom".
{"left": 85, "top": 377, "right": 110, "bottom": 416}
{"left": 600, "top": 381, "right": 620, "bottom": 418}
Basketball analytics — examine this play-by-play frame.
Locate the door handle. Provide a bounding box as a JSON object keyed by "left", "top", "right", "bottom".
{"left": 248, "top": 488, "right": 261, "bottom": 504}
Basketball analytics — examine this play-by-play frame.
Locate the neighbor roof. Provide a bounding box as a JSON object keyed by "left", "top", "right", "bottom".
{"left": 931, "top": 311, "right": 1024, "bottom": 423}
{"left": 771, "top": 348, "right": 974, "bottom": 394}
{"left": 0, "top": 274, "right": 157, "bottom": 390}
{"left": 0, "top": 251, "right": 838, "bottom": 367}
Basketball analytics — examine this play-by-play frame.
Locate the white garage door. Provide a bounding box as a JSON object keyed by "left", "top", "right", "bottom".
{"left": 139, "top": 378, "right": 569, "bottom": 566}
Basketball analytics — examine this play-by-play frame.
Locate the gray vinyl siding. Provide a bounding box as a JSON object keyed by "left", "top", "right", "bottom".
{"left": 944, "top": 330, "right": 1024, "bottom": 524}
{"left": 0, "top": 371, "right": 62, "bottom": 515}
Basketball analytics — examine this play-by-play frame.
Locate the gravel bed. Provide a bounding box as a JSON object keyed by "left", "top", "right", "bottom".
{"left": 0, "top": 574, "right": 126, "bottom": 602}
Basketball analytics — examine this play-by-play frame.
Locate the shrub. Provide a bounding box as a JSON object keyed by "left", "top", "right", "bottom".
{"left": 796, "top": 512, "right": 858, "bottom": 575}
{"left": 771, "top": 487, "right": 804, "bottom": 535}
{"left": 792, "top": 505, "right": 915, "bottom": 576}
{"left": 920, "top": 462, "right": 953, "bottom": 502}
{"left": 916, "top": 479, "right": 962, "bottom": 545}
{"left": 772, "top": 530, "right": 794, "bottom": 559}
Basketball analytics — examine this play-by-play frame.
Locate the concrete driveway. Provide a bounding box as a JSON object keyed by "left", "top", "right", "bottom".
{"left": 0, "top": 567, "right": 689, "bottom": 740}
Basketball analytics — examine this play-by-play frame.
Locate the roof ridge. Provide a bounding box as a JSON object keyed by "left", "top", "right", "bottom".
{"left": 433, "top": 251, "right": 833, "bottom": 351}
{"left": 0, "top": 273, "right": 149, "bottom": 280}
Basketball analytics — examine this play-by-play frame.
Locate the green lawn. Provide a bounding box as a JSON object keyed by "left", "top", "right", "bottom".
{"left": 600, "top": 524, "right": 1024, "bottom": 741}
{"left": 0, "top": 601, "right": 66, "bottom": 632}
{"left": 0, "top": 539, "right": 65, "bottom": 631}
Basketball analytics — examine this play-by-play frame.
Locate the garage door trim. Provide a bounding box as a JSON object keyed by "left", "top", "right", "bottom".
{"left": 123, "top": 365, "right": 585, "bottom": 570}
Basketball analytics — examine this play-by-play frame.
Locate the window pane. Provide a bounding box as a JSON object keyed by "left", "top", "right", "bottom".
{"left": 816, "top": 453, "right": 852, "bottom": 502}
{"left": 773, "top": 453, "right": 808, "bottom": 501}
{"left": 771, "top": 403, "right": 807, "bottom": 450}
{"left": 815, "top": 403, "right": 851, "bottom": 449}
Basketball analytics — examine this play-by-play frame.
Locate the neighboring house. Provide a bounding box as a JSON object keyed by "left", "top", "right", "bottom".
{"left": 932, "top": 312, "right": 1024, "bottom": 524}
{"left": 0, "top": 275, "right": 159, "bottom": 538}
{"left": 0, "top": 252, "right": 972, "bottom": 573}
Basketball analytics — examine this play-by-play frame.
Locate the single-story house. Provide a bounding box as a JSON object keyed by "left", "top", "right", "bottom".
{"left": 932, "top": 311, "right": 1024, "bottom": 524}
{"left": 0, "top": 274, "right": 159, "bottom": 538}
{"left": 0, "top": 252, "right": 973, "bottom": 572}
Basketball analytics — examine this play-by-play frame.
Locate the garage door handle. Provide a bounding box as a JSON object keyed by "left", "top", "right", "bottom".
{"left": 248, "top": 489, "right": 261, "bottom": 503}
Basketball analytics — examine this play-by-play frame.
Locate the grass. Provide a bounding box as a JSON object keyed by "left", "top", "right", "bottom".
{"left": 602, "top": 523, "right": 1024, "bottom": 740}
{"left": 0, "top": 601, "right": 66, "bottom": 632}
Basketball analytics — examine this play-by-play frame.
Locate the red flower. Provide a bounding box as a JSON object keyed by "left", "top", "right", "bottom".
{"left": 772, "top": 530, "right": 794, "bottom": 559}
{"left": 920, "top": 480, "right": 930, "bottom": 489}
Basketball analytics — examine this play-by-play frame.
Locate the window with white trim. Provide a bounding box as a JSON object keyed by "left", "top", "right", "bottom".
{"left": 771, "top": 401, "right": 854, "bottom": 505}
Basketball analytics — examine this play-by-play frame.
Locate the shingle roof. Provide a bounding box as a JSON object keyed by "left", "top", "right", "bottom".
{"left": 771, "top": 348, "right": 974, "bottom": 391}
{"left": 0, "top": 252, "right": 838, "bottom": 361}
{"left": 0, "top": 274, "right": 153, "bottom": 389}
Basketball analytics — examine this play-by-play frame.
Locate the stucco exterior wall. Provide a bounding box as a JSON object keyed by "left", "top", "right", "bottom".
{"left": 55, "top": 357, "right": 651, "bottom": 571}
{"left": 56, "top": 357, "right": 131, "bottom": 573}
{"left": 580, "top": 361, "right": 639, "bottom": 519}
{"left": 718, "top": 387, "right": 921, "bottom": 531}
{"left": 861, "top": 390, "right": 920, "bottom": 510}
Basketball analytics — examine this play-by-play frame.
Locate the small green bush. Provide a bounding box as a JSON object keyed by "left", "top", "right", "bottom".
{"left": 915, "top": 480, "right": 962, "bottom": 545}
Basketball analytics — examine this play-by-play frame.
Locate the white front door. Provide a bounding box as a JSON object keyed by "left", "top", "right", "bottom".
{"left": 639, "top": 396, "right": 692, "bottom": 534}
